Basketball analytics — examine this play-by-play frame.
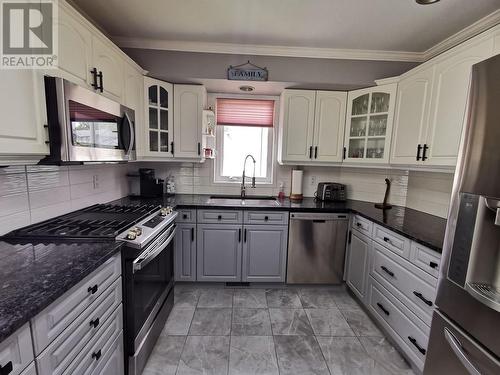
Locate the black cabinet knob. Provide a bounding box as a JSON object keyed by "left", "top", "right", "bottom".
{"left": 429, "top": 261, "right": 438, "bottom": 269}
{"left": 87, "top": 285, "right": 98, "bottom": 294}
{"left": 264, "top": 216, "right": 269, "bottom": 221}
{"left": 89, "top": 317, "right": 100, "bottom": 328}
{"left": 92, "top": 349, "right": 102, "bottom": 361}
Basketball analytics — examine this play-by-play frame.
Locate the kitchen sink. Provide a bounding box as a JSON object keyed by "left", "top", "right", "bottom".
{"left": 207, "top": 195, "right": 280, "bottom": 207}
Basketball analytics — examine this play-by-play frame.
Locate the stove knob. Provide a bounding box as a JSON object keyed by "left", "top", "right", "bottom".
{"left": 160, "top": 208, "right": 169, "bottom": 216}
{"left": 127, "top": 231, "right": 137, "bottom": 240}
{"left": 134, "top": 227, "right": 143, "bottom": 236}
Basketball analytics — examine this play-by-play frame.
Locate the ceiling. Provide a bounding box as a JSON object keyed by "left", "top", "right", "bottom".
{"left": 72, "top": 0, "right": 500, "bottom": 56}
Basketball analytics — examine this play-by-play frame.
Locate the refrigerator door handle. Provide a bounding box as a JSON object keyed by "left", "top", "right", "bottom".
{"left": 444, "top": 328, "right": 481, "bottom": 375}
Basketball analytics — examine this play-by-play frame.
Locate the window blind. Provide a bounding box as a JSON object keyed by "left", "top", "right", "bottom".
{"left": 216, "top": 98, "right": 274, "bottom": 127}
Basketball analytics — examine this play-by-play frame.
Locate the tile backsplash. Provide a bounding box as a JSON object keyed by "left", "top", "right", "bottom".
{"left": 0, "top": 164, "right": 130, "bottom": 235}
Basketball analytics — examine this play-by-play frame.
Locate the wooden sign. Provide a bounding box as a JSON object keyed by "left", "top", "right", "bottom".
{"left": 227, "top": 61, "right": 268, "bottom": 81}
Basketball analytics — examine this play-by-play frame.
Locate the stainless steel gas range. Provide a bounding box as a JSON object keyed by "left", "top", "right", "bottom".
{"left": 3, "top": 203, "right": 178, "bottom": 375}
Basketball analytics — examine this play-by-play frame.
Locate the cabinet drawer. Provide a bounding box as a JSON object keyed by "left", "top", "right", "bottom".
{"left": 20, "top": 362, "right": 36, "bottom": 375}
{"left": 197, "top": 210, "right": 242, "bottom": 224}
{"left": 90, "top": 332, "right": 124, "bottom": 375}
{"left": 32, "top": 253, "right": 121, "bottom": 354}
{"left": 244, "top": 211, "right": 289, "bottom": 225}
{"left": 373, "top": 224, "right": 411, "bottom": 259}
{"left": 176, "top": 209, "right": 196, "bottom": 224}
{"left": 368, "top": 279, "right": 429, "bottom": 371}
{"left": 410, "top": 242, "right": 441, "bottom": 278}
{"left": 62, "top": 306, "right": 123, "bottom": 375}
{"left": 371, "top": 243, "right": 436, "bottom": 326}
{"left": 352, "top": 215, "right": 372, "bottom": 237}
{"left": 36, "top": 279, "right": 122, "bottom": 375}
{"left": 0, "top": 325, "right": 34, "bottom": 375}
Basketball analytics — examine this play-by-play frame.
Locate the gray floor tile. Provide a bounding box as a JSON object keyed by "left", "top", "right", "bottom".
{"left": 175, "top": 288, "right": 202, "bottom": 308}
{"left": 305, "top": 308, "right": 355, "bottom": 336}
{"left": 229, "top": 336, "right": 279, "bottom": 375}
{"left": 269, "top": 308, "right": 314, "bottom": 336}
{"left": 265, "top": 289, "right": 302, "bottom": 308}
{"left": 317, "top": 336, "right": 386, "bottom": 375}
{"left": 333, "top": 290, "right": 363, "bottom": 311}
{"left": 274, "top": 335, "right": 330, "bottom": 375}
{"left": 232, "top": 308, "right": 272, "bottom": 336}
{"left": 142, "top": 335, "right": 185, "bottom": 375}
{"left": 233, "top": 289, "right": 268, "bottom": 308}
{"left": 163, "top": 306, "right": 195, "bottom": 335}
{"left": 177, "top": 335, "right": 230, "bottom": 375}
{"left": 299, "top": 289, "right": 338, "bottom": 308}
{"left": 341, "top": 308, "right": 383, "bottom": 337}
{"left": 198, "top": 288, "right": 234, "bottom": 308}
{"left": 359, "top": 337, "right": 414, "bottom": 375}
{"left": 189, "top": 308, "right": 232, "bottom": 335}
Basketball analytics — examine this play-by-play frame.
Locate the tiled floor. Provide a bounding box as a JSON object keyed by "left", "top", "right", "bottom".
{"left": 142, "top": 284, "right": 415, "bottom": 375}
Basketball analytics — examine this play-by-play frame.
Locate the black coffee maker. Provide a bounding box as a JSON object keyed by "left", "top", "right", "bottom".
{"left": 139, "top": 168, "right": 164, "bottom": 198}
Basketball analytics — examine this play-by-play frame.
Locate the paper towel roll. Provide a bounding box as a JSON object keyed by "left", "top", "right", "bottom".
{"left": 290, "top": 169, "right": 303, "bottom": 201}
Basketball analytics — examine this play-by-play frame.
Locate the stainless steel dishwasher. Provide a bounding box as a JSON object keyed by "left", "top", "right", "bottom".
{"left": 287, "top": 212, "right": 349, "bottom": 284}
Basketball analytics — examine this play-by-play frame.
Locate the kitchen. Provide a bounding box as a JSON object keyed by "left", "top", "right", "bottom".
{"left": 0, "top": 0, "right": 499, "bottom": 374}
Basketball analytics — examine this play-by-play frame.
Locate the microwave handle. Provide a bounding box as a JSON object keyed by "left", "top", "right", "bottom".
{"left": 123, "top": 111, "right": 135, "bottom": 156}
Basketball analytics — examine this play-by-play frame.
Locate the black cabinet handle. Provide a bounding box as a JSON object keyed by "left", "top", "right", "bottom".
{"left": 238, "top": 228, "right": 241, "bottom": 242}
{"left": 87, "top": 285, "right": 98, "bottom": 294}
{"left": 429, "top": 261, "right": 438, "bottom": 269}
{"left": 356, "top": 222, "right": 362, "bottom": 227}
{"left": 408, "top": 336, "right": 426, "bottom": 355}
{"left": 198, "top": 142, "right": 201, "bottom": 156}
{"left": 217, "top": 215, "right": 222, "bottom": 221}
{"left": 416, "top": 144, "right": 422, "bottom": 161}
{"left": 89, "top": 317, "right": 100, "bottom": 328}
{"left": 383, "top": 236, "right": 392, "bottom": 244}
{"left": 0, "top": 361, "right": 13, "bottom": 375}
{"left": 314, "top": 146, "right": 318, "bottom": 159}
{"left": 264, "top": 216, "right": 269, "bottom": 221}
{"left": 97, "top": 71, "right": 103, "bottom": 92}
{"left": 422, "top": 144, "right": 429, "bottom": 161}
{"left": 244, "top": 229, "right": 247, "bottom": 242}
{"left": 381, "top": 266, "right": 395, "bottom": 277}
{"left": 343, "top": 147, "right": 346, "bottom": 160}
{"left": 309, "top": 146, "right": 313, "bottom": 159}
{"left": 413, "top": 291, "right": 433, "bottom": 306}
{"left": 90, "top": 68, "right": 98, "bottom": 90}
{"left": 191, "top": 227, "right": 194, "bottom": 242}
{"left": 183, "top": 214, "right": 188, "bottom": 219}
{"left": 377, "top": 302, "right": 390, "bottom": 316}
{"left": 171, "top": 142, "right": 174, "bottom": 155}
{"left": 92, "top": 349, "right": 102, "bottom": 361}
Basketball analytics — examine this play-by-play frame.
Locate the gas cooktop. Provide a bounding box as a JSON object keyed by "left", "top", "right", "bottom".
{"left": 3, "top": 204, "right": 161, "bottom": 242}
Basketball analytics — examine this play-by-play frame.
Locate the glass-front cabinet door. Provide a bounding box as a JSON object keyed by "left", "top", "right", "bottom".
{"left": 344, "top": 83, "right": 397, "bottom": 163}
{"left": 144, "top": 77, "right": 173, "bottom": 157}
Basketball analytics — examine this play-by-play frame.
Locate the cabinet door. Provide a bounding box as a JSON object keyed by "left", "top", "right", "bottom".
{"left": 0, "top": 70, "right": 48, "bottom": 160}
{"left": 312, "top": 91, "right": 347, "bottom": 163}
{"left": 346, "top": 231, "right": 371, "bottom": 303}
{"left": 425, "top": 38, "right": 493, "bottom": 166}
{"left": 197, "top": 224, "right": 242, "bottom": 282}
{"left": 242, "top": 225, "right": 288, "bottom": 282}
{"left": 175, "top": 223, "right": 197, "bottom": 281}
{"left": 345, "top": 84, "right": 397, "bottom": 164}
{"left": 57, "top": 6, "right": 92, "bottom": 86}
{"left": 144, "top": 77, "right": 173, "bottom": 158}
{"left": 390, "top": 66, "right": 435, "bottom": 165}
{"left": 279, "top": 90, "right": 316, "bottom": 162}
{"left": 91, "top": 36, "right": 124, "bottom": 101}
{"left": 173, "top": 85, "right": 205, "bottom": 159}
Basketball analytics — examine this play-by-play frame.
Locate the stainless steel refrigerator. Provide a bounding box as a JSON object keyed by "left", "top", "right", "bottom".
{"left": 425, "top": 54, "right": 500, "bottom": 374}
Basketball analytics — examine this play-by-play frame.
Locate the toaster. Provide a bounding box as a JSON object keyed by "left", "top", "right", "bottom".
{"left": 316, "top": 182, "right": 346, "bottom": 202}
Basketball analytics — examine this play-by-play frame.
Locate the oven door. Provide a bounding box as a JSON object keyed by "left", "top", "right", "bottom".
{"left": 124, "top": 224, "right": 175, "bottom": 355}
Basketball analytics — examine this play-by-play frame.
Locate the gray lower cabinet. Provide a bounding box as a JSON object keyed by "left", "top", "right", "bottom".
{"left": 174, "top": 223, "right": 197, "bottom": 281}
{"left": 346, "top": 229, "right": 371, "bottom": 302}
{"left": 242, "top": 225, "right": 288, "bottom": 282}
{"left": 197, "top": 224, "right": 242, "bottom": 282}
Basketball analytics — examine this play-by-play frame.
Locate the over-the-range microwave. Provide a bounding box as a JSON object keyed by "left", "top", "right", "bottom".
{"left": 41, "top": 76, "right": 136, "bottom": 164}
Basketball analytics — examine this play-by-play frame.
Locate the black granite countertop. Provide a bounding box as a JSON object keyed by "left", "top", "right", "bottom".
{"left": 0, "top": 240, "right": 122, "bottom": 342}
{"left": 113, "top": 194, "right": 447, "bottom": 253}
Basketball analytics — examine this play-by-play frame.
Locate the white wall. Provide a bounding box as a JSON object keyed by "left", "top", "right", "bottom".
{"left": 0, "top": 164, "right": 130, "bottom": 235}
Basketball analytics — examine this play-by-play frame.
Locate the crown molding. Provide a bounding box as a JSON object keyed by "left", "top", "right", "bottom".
{"left": 423, "top": 8, "right": 500, "bottom": 60}
{"left": 114, "top": 37, "right": 425, "bottom": 62}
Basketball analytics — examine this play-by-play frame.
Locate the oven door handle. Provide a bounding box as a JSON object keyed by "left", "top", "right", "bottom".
{"left": 124, "top": 111, "right": 135, "bottom": 158}
{"left": 132, "top": 226, "right": 176, "bottom": 273}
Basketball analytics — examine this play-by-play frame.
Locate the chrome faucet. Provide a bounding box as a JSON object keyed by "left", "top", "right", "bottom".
{"left": 241, "top": 154, "right": 256, "bottom": 198}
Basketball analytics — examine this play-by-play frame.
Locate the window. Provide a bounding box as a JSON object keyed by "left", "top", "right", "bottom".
{"left": 214, "top": 98, "right": 275, "bottom": 184}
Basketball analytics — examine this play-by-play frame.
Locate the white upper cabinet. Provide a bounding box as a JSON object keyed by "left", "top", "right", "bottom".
{"left": 279, "top": 89, "right": 346, "bottom": 164}
{"left": 91, "top": 36, "right": 124, "bottom": 101}
{"left": 344, "top": 84, "right": 397, "bottom": 164}
{"left": 425, "top": 38, "right": 493, "bottom": 166}
{"left": 0, "top": 70, "right": 48, "bottom": 163}
{"left": 144, "top": 77, "right": 174, "bottom": 158}
{"left": 173, "top": 85, "right": 206, "bottom": 160}
{"left": 313, "top": 91, "right": 347, "bottom": 163}
{"left": 391, "top": 66, "right": 435, "bottom": 165}
{"left": 279, "top": 90, "right": 316, "bottom": 163}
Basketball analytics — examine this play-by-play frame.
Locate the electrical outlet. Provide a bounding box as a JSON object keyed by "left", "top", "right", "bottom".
{"left": 310, "top": 175, "right": 316, "bottom": 186}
